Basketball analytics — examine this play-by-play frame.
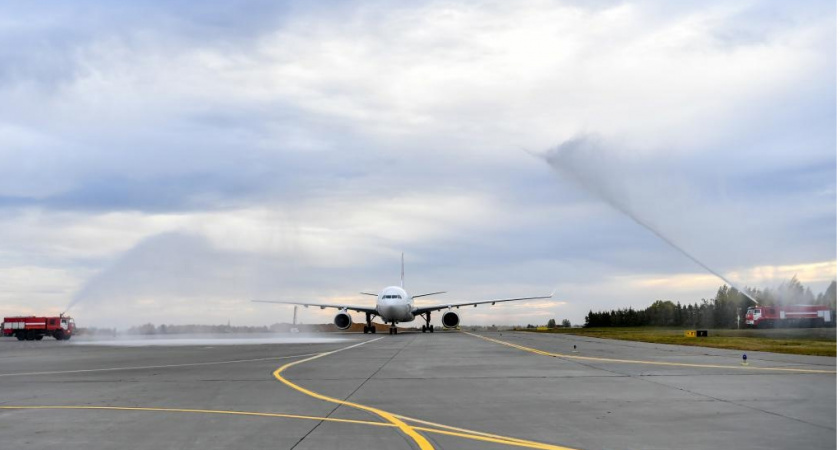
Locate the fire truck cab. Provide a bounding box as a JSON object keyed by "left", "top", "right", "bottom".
{"left": 745, "top": 307, "right": 766, "bottom": 327}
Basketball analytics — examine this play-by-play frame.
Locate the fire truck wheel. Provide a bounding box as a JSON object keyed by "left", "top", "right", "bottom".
{"left": 35, "top": 335, "right": 43, "bottom": 340}
{"left": 63, "top": 334, "right": 72, "bottom": 341}
{"left": 54, "top": 331, "right": 65, "bottom": 341}
{"left": 16, "top": 334, "right": 24, "bottom": 341}
{"left": 25, "top": 331, "right": 36, "bottom": 341}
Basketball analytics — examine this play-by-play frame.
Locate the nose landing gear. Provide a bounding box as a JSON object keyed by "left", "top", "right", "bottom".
{"left": 389, "top": 322, "right": 398, "bottom": 335}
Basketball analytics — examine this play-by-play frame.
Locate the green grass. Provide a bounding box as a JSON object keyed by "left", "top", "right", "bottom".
{"left": 523, "top": 327, "right": 837, "bottom": 357}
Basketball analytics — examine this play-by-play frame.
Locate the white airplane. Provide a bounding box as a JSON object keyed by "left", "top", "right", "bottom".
{"left": 253, "top": 254, "right": 554, "bottom": 335}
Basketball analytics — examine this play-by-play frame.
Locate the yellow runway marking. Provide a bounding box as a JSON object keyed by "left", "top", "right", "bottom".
{"left": 466, "top": 332, "right": 837, "bottom": 374}
{"left": 0, "top": 405, "right": 576, "bottom": 449}
{"left": 0, "top": 353, "right": 320, "bottom": 378}
{"left": 400, "top": 415, "right": 577, "bottom": 450}
{"left": 272, "top": 337, "right": 579, "bottom": 450}
{"left": 412, "top": 426, "right": 575, "bottom": 450}
{"left": 1, "top": 337, "right": 582, "bottom": 449}
{"left": 0, "top": 405, "right": 393, "bottom": 427}
{"left": 273, "top": 337, "right": 434, "bottom": 450}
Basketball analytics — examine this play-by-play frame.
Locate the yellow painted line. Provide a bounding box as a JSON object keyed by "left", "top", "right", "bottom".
{"left": 273, "top": 337, "right": 434, "bottom": 450}
{"left": 412, "top": 426, "right": 576, "bottom": 450}
{"left": 466, "top": 332, "right": 837, "bottom": 374}
{"left": 1, "top": 338, "right": 581, "bottom": 450}
{"left": 0, "top": 353, "right": 320, "bottom": 378}
{"left": 0, "top": 405, "right": 394, "bottom": 427}
{"left": 272, "top": 338, "right": 578, "bottom": 449}
{"left": 399, "top": 415, "right": 578, "bottom": 450}
{"left": 0, "top": 405, "right": 577, "bottom": 449}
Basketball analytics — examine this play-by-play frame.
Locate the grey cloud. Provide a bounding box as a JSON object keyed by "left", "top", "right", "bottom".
{"left": 0, "top": 0, "right": 376, "bottom": 92}
{"left": 0, "top": 0, "right": 834, "bottom": 327}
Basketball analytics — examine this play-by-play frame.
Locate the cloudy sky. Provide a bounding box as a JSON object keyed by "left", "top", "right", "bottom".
{"left": 0, "top": 0, "right": 835, "bottom": 328}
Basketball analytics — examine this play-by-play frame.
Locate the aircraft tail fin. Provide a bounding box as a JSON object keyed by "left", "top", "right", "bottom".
{"left": 401, "top": 252, "right": 405, "bottom": 288}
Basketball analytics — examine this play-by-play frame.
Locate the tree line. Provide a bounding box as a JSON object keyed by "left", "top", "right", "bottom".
{"left": 585, "top": 277, "right": 836, "bottom": 328}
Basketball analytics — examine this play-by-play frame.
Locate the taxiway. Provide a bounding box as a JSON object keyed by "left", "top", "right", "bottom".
{"left": 0, "top": 331, "right": 834, "bottom": 449}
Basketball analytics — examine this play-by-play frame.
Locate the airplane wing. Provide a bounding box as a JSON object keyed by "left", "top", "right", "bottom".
{"left": 411, "top": 293, "right": 554, "bottom": 316}
{"left": 252, "top": 300, "right": 378, "bottom": 316}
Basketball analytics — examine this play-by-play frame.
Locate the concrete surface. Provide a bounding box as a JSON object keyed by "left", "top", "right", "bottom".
{"left": 0, "top": 331, "right": 834, "bottom": 449}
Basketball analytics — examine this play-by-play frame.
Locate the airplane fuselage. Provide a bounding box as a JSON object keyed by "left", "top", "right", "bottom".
{"left": 376, "top": 286, "right": 415, "bottom": 323}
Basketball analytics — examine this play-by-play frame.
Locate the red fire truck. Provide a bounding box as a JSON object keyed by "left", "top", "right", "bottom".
{"left": 2, "top": 315, "right": 76, "bottom": 341}
{"left": 745, "top": 305, "right": 833, "bottom": 328}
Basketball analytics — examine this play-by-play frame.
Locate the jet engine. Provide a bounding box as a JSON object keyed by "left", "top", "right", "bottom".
{"left": 334, "top": 312, "right": 352, "bottom": 330}
{"left": 441, "top": 311, "right": 460, "bottom": 328}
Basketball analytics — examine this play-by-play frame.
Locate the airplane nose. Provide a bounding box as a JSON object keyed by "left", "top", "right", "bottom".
{"left": 379, "top": 300, "right": 406, "bottom": 320}
{"left": 382, "top": 304, "right": 399, "bottom": 317}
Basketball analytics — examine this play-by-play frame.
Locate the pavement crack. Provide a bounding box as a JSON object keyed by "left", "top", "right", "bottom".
{"left": 290, "top": 336, "right": 418, "bottom": 450}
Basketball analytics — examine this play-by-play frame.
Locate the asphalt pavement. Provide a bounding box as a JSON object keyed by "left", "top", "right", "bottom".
{"left": 0, "top": 331, "right": 835, "bottom": 449}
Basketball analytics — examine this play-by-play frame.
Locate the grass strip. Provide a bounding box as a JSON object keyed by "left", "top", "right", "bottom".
{"left": 525, "top": 327, "right": 836, "bottom": 357}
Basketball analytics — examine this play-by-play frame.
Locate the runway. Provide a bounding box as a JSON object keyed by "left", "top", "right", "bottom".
{"left": 0, "top": 331, "right": 835, "bottom": 449}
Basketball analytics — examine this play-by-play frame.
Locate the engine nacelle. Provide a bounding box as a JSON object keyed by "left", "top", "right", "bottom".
{"left": 334, "top": 312, "right": 352, "bottom": 330}
{"left": 441, "top": 311, "right": 460, "bottom": 328}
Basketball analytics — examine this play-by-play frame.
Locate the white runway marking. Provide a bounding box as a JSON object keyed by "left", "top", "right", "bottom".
{"left": 70, "top": 335, "right": 350, "bottom": 347}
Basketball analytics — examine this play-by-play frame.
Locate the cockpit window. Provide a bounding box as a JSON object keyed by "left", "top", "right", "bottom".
{"left": 383, "top": 294, "right": 403, "bottom": 299}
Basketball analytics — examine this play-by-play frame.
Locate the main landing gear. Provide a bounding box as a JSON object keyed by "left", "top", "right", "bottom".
{"left": 363, "top": 313, "right": 377, "bottom": 334}
{"left": 421, "top": 313, "right": 434, "bottom": 333}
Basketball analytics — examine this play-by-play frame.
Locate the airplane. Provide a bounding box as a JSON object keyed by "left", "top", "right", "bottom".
{"left": 253, "top": 254, "right": 554, "bottom": 335}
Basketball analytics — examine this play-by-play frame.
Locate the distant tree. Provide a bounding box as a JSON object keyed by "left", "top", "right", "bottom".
{"left": 130, "top": 323, "right": 157, "bottom": 335}
{"left": 675, "top": 302, "right": 683, "bottom": 326}
{"left": 817, "top": 281, "right": 837, "bottom": 309}
{"left": 561, "top": 319, "right": 571, "bottom": 328}
{"left": 647, "top": 300, "right": 677, "bottom": 326}
{"left": 547, "top": 319, "right": 556, "bottom": 328}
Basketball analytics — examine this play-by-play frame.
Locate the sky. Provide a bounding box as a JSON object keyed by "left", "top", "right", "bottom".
{"left": 0, "top": 0, "right": 836, "bottom": 329}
